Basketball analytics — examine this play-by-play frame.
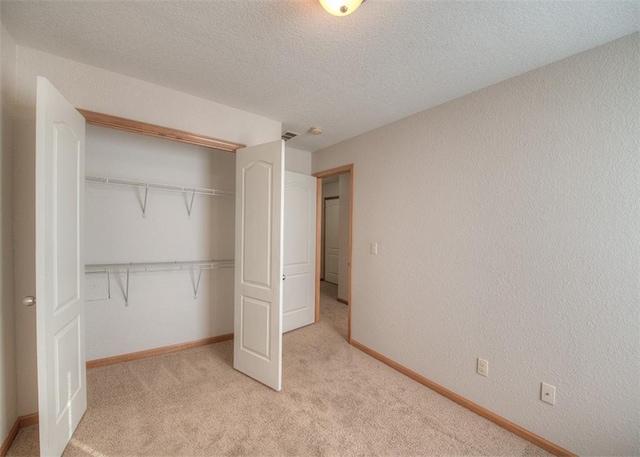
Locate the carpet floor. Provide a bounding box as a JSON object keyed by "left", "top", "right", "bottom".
{"left": 7, "top": 282, "right": 548, "bottom": 456}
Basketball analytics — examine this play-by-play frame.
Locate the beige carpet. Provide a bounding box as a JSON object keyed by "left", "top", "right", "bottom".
{"left": 8, "top": 282, "right": 548, "bottom": 456}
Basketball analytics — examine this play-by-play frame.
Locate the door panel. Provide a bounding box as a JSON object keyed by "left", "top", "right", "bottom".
{"left": 240, "top": 297, "right": 271, "bottom": 358}
{"left": 53, "top": 317, "right": 82, "bottom": 418}
{"left": 283, "top": 172, "right": 316, "bottom": 332}
{"left": 324, "top": 198, "right": 340, "bottom": 285}
{"left": 234, "top": 141, "right": 284, "bottom": 391}
{"left": 36, "top": 76, "right": 87, "bottom": 457}
{"left": 55, "top": 127, "right": 80, "bottom": 309}
{"left": 242, "top": 162, "right": 273, "bottom": 287}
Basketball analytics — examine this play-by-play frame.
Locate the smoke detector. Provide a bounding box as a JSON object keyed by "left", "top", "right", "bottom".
{"left": 308, "top": 127, "right": 323, "bottom": 135}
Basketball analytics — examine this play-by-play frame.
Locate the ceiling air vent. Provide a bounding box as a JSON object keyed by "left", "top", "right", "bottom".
{"left": 281, "top": 130, "right": 300, "bottom": 142}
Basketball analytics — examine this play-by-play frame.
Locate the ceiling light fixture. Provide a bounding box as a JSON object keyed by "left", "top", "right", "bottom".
{"left": 319, "top": 0, "right": 365, "bottom": 17}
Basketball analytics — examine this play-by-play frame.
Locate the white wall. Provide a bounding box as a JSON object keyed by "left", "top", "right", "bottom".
{"left": 13, "top": 46, "right": 281, "bottom": 415}
{"left": 285, "top": 146, "right": 311, "bottom": 175}
{"left": 337, "top": 174, "right": 350, "bottom": 302}
{"left": 0, "top": 21, "right": 17, "bottom": 444}
{"left": 312, "top": 33, "right": 639, "bottom": 456}
{"left": 84, "top": 126, "right": 235, "bottom": 360}
{"left": 322, "top": 181, "right": 339, "bottom": 198}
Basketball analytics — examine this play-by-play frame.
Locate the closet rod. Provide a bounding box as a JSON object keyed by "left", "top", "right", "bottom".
{"left": 85, "top": 176, "right": 235, "bottom": 197}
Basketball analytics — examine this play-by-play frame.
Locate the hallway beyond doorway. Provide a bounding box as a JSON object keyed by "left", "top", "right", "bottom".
{"left": 320, "top": 280, "right": 347, "bottom": 340}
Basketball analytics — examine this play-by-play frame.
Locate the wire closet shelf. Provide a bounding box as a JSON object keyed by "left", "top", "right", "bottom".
{"left": 85, "top": 259, "right": 234, "bottom": 305}
{"left": 85, "top": 175, "right": 234, "bottom": 217}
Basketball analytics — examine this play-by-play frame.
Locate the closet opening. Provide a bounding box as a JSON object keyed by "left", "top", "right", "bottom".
{"left": 78, "top": 110, "right": 244, "bottom": 368}
{"left": 314, "top": 164, "right": 354, "bottom": 343}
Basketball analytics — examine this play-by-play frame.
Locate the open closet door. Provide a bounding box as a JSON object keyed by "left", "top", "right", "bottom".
{"left": 234, "top": 140, "right": 284, "bottom": 391}
{"left": 283, "top": 171, "right": 317, "bottom": 333}
{"left": 35, "top": 77, "right": 87, "bottom": 456}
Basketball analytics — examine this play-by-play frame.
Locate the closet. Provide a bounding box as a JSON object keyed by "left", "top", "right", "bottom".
{"left": 83, "top": 124, "right": 238, "bottom": 361}
{"left": 34, "top": 77, "right": 316, "bottom": 456}
{"left": 81, "top": 121, "right": 317, "bottom": 364}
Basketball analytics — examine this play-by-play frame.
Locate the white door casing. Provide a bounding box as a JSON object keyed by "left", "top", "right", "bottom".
{"left": 35, "top": 77, "right": 87, "bottom": 457}
{"left": 283, "top": 172, "right": 316, "bottom": 333}
{"left": 324, "top": 198, "right": 340, "bottom": 285}
{"left": 234, "top": 140, "right": 284, "bottom": 391}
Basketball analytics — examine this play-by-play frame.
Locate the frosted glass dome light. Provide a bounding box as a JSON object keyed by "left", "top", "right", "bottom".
{"left": 319, "top": 0, "right": 364, "bottom": 17}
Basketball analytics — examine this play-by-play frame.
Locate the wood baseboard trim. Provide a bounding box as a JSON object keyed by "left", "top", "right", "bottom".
{"left": 337, "top": 298, "right": 349, "bottom": 305}
{"left": 87, "top": 333, "right": 234, "bottom": 369}
{"left": 0, "top": 419, "right": 19, "bottom": 457}
{"left": 0, "top": 413, "right": 40, "bottom": 457}
{"left": 350, "top": 340, "right": 575, "bottom": 457}
{"left": 18, "top": 413, "right": 38, "bottom": 428}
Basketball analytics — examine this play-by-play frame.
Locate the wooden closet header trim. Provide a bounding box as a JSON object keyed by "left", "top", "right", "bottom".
{"left": 76, "top": 109, "right": 246, "bottom": 153}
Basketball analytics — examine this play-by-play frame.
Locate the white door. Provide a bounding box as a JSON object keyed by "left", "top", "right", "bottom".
{"left": 283, "top": 172, "right": 316, "bottom": 333}
{"left": 35, "top": 77, "right": 87, "bottom": 456}
{"left": 324, "top": 198, "right": 340, "bottom": 285}
{"left": 234, "top": 140, "right": 284, "bottom": 391}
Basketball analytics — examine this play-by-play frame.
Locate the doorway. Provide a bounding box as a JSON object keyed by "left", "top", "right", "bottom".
{"left": 323, "top": 195, "right": 340, "bottom": 285}
{"left": 314, "top": 164, "right": 353, "bottom": 342}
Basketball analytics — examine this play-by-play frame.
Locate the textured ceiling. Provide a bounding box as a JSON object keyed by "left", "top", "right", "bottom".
{"left": 2, "top": 1, "right": 638, "bottom": 152}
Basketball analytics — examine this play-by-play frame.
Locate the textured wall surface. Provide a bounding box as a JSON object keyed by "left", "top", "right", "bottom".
{"left": 322, "top": 181, "right": 339, "bottom": 198}
{"left": 13, "top": 47, "right": 281, "bottom": 148}
{"left": 285, "top": 146, "right": 312, "bottom": 175}
{"left": 12, "top": 46, "right": 281, "bottom": 415}
{"left": 313, "top": 34, "right": 639, "bottom": 455}
{"left": 0, "top": 20, "right": 17, "bottom": 445}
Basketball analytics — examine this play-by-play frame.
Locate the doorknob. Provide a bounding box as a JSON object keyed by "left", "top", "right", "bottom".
{"left": 23, "top": 296, "right": 36, "bottom": 307}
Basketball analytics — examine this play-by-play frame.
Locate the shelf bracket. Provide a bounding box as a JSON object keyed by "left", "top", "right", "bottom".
{"left": 124, "top": 268, "right": 130, "bottom": 306}
{"left": 193, "top": 268, "right": 203, "bottom": 299}
{"left": 186, "top": 190, "right": 196, "bottom": 219}
{"left": 142, "top": 186, "right": 149, "bottom": 217}
{"left": 106, "top": 270, "right": 111, "bottom": 300}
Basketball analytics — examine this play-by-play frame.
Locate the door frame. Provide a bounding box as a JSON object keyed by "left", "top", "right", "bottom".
{"left": 313, "top": 164, "right": 354, "bottom": 343}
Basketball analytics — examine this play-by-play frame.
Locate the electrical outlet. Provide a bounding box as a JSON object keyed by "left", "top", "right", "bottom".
{"left": 477, "top": 358, "right": 488, "bottom": 377}
{"left": 370, "top": 242, "right": 378, "bottom": 255}
{"left": 541, "top": 383, "right": 556, "bottom": 405}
